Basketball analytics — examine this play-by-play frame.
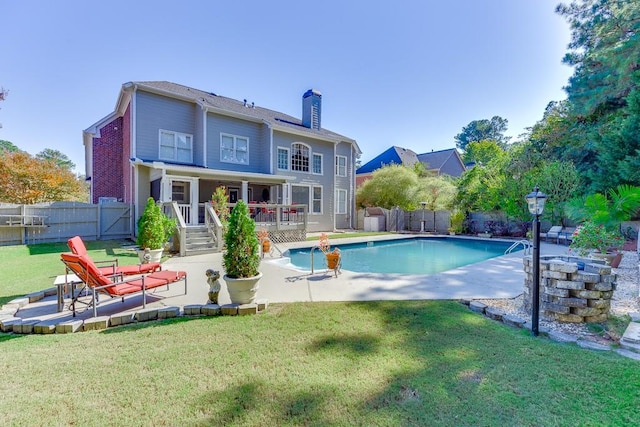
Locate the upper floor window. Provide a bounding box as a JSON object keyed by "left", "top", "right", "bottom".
{"left": 221, "top": 133, "right": 249, "bottom": 164}
{"left": 335, "top": 155, "right": 347, "bottom": 177}
{"left": 159, "top": 130, "right": 193, "bottom": 163}
{"left": 312, "top": 153, "right": 323, "bottom": 175}
{"left": 291, "top": 143, "right": 310, "bottom": 172}
{"left": 277, "top": 147, "right": 289, "bottom": 170}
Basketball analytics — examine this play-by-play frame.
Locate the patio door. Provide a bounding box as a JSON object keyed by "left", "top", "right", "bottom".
{"left": 166, "top": 177, "right": 198, "bottom": 224}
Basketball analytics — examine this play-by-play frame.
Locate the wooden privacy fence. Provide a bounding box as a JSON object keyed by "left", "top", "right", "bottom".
{"left": 0, "top": 202, "right": 133, "bottom": 246}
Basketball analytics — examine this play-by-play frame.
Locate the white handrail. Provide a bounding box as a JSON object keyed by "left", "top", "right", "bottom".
{"left": 505, "top": 239, "right": 532, "bottom": 255}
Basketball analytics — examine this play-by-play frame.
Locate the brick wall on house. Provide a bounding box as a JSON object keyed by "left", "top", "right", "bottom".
{"left": 92, "top": 117, "right": 124, "bottom": 204}
{"left": 122, "top": 105, "right": 132, "bottom": 203}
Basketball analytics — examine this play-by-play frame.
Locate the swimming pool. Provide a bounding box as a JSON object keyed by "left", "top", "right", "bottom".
{"left": 284, "top": 237, "right": 520, "bottom": 274}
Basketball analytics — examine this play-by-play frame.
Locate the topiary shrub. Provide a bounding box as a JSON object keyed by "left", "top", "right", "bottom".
{"left": 136, "top": 197, "right": 177, "bottom": 250}
{"left": 222, "top": 200, "right": 260, "bottom": 278}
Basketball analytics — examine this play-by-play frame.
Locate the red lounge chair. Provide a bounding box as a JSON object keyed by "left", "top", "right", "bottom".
{"left": 67, "top": 236, "right": 161, "bottom": 275}
{"left": 60, "top": 252, "right": 187, "bottom": 317}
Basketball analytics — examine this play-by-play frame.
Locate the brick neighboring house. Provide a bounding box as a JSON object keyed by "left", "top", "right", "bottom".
{"left": 356, "top": 146, "right": 466, "bottom": 186}
{"left": 83, "top": 81, "right": 361, "bottom": 232}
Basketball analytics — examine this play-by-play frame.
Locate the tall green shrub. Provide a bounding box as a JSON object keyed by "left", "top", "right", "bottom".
{"left": 136, "top": 197, "right": 177, "bottom": 249}
{"left": 223, "top": 200, "right": 260, "bottom": 278}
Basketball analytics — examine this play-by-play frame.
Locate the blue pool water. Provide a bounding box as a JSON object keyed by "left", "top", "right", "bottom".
{"left": 285, "top": 237, "right": 519, "bottom": 274}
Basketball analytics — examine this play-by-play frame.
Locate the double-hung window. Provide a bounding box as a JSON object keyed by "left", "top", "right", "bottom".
{"left": 312, "top": 153, "right": 322, "bottom": 175}
{"left": 159, "top": 130, "right": 193, "bottom": 163}
{"left": 221, "top": 133, "right": 249, "bottom": 164}
{"left": 277, "top": 147, "right": 289, "bottom": 170}
{"left": 335, "top": 155, "right": 347, "bottom": 177}
{"left": 335, "top": 189, "right": 347, "bottom": 214}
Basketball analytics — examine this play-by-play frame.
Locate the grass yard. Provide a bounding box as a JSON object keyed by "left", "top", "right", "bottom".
{"left": 1, "top": 241, "right": 639, "bottom": 425}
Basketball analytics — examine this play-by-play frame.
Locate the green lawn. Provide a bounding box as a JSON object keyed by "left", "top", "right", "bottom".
{"left": 1, "top": 241, "right": 639, "bottom": 426}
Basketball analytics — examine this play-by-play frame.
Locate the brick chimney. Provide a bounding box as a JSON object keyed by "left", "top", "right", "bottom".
{"left": 302, "top": 89, "right": 321, "bottom": 130}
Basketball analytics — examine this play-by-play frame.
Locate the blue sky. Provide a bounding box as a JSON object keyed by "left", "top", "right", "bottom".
{"left": 1, "top": 0, "right": 572, "bottom": 174}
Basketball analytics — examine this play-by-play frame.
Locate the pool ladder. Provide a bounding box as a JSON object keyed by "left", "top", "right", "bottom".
{"left": 505, "top": 239, "right": 532, "bottom": 255}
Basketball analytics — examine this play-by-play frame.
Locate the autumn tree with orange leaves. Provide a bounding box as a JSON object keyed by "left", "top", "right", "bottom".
{"left": 0, "top": 150, "right": 87, "bottom": 204}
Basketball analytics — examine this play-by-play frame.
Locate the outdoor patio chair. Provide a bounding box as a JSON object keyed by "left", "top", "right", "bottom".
{"left": 67, "top": 236, "right": 162, "bottom": 276}
{"left": 60, "top": 252, "right": 187, "bottom": 317}
{"left": 541, "top": 226, "right": 563, "bottom": 243}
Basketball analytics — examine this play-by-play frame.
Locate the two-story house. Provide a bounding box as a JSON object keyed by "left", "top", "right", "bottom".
{"left": 83, "top": 81, "right": 360, "bottom": 233}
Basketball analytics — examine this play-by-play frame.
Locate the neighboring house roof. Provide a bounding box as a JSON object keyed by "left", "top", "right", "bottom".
{"left": 417, "top": 148, "right": 465, "bottom": 176}
{"left": 356, "top": 146, "right": 419, "bottom": 174}
{"left": 124, "top": 81, "right": 360, "bottom": 151}
{"left": 356, "top": 146, "right": 465, "bottom": 178}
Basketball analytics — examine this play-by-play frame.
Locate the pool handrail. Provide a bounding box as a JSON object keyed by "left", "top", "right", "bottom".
{"left": 505, "top": 239, "right": 532, "bottom": 255}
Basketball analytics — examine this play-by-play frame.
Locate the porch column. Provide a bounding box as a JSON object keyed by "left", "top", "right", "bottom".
{"left": 241, "top": 181, "right": 248, "bottom": 202}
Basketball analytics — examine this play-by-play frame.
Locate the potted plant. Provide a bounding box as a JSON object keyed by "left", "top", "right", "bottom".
{"left": 222, "top": 200, "right": 262, "bottom": 304}
{"left": 136, "top": 197, "right": 177, "bottom": 263}
{"left": 449, "top": 210, "right": 465, "bottom": 235}
{"left": 211, "top": 186, "right": 230, "bottom": 230}
{"left": 319, "top": 232, "right": 341, "bottom": 270}
{"left": 257, "top": 227, "right": 271, "bottom": 255}
{"left": 569, "top": 221, "right": 625, "bottom": 266}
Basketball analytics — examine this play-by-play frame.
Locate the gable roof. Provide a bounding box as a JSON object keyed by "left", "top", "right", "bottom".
{"left": 417, "top": 148, "right": 464, "bottom": 174}
{"left": 356, "top": 146, "right": 419, "bottom": 174}
{"left": 124, "top": 81, "right": 359, "bottom": 150}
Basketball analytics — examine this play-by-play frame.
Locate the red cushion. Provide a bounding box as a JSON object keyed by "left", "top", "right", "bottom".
{"left": 149, "top": 270, "right": 186, "bottom": 282}
{"left": 107, "top": 282, "right": 144, "bottom": 296}
{"left": 67, "top": 236, "right": 88, "bottom": 256}
{"left": 126, "top": 275, "right": 169, "bottom": 290}
{"left": 98, "top": 262, "right": 161, "bottom": 276}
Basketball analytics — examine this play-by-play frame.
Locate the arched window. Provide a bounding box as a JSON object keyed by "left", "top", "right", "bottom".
{"left": 291, "top": 143, "right": 310, "bottom": 172}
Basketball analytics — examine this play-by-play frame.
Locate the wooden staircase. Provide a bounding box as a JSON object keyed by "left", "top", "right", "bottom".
{"left": 183, "top": 225, "right": 219, "bottom": 255}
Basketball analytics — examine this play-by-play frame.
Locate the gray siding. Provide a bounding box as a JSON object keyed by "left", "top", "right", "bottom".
{"left": 334, "top": 142, "right": 354, "bottom": 229}
{"left": 206, "top": 114, "right": 269, "bottom": 173}
{"left": 273, "top": 131, "right": 340, "bottom": 231}
{"left": 134, "top": 91, "right": 198, "bottom": 164}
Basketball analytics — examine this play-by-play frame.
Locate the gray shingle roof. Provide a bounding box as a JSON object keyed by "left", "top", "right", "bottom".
{"left": 132, "top": 81, "right": 355, "bottom": 144}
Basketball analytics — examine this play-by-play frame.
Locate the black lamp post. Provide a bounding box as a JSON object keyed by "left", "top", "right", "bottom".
{"left": 525, "top": 185, "right": 547, "bottom": 336}
{"left": 420, "top": 201, "right": 427, "bottom": 232}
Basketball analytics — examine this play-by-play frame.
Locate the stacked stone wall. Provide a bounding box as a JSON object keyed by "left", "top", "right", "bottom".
{"left": 523, "top": 255, "right": 616, "bottom": 323}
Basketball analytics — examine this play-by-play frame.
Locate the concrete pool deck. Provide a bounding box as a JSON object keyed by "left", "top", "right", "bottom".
{"left": 9, "top": 234, "right": 572, "bottom": 326}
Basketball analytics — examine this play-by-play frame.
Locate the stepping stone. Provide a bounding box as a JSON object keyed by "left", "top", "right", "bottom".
{"left": 622, "top": 322, "right": 640, "bottom": 344}
{"left": 135, "top": 308, "right": 159, "bottom": 322}
{"left": 158, "top": 306, "right": 180, "bottom": 319}
{"left": 13, "top": 319, "right": 40, "bottom": 334}
{"left": 256, "top": 299, "right": 269, "bottom": 311}
{"left": 202, "top": 304, "right": 221, "bottom": 316}
{"left": 184, "top": 305, "right": 203, "bottom": 315}
{"left": 25, "top": 291, "right": 45, "bottom": 303}
{"left": 221, "top": 304, "right": 239, "bottom": 316}
{"left": 615, "top": 348, "right": 640, "bottom": 360}
{"left": 110, "top": 312, "right": 135, "bottom": 327}
{"left": 84, "top": 316, "right": 109, "bottom": 331}
{"left": 469, "top": 301, "right": 487, "bottom": 314}
{"left": 547, "top": 330, "right": 578, "bottom": 343}
{"left": 56, "top": 320, "right": 83, "bottom": 334}
{"left": 485, "top": 307, "right": 504, "bottom": 321}
{"left": 238, "top": 303, "right": 258, "bottom": 315}
{"left": 0, "top": 317, "right": 21, "bottom": 332}
{"left": 577, "top": 340, "right": 611, "bottom": 351}
{"left": 502, "top": 315, "right": 526, "bottom": 329}
{"left": 34, "top": 320, "right": 57, "bottom": 334}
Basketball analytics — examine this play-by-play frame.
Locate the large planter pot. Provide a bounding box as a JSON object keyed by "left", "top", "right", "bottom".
{"left": 326, "top": 252, "right": 341, "bottom": 270}
{"left": 138, "top": 248, "right": 164, "bottom": 264}
{"left": 590, "top": 251, "right": 622, "bottom": 267}
{"left": 223, "top": 272, "right": 262, "bottom": 304}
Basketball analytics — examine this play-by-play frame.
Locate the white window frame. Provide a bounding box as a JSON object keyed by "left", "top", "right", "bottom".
{"left": 312, "top": 153, "right": 323, "bottom": 175}
{"left": 335, "top": 155, "right": 347, "bottom": 177}
{"left": 277, "top": 147, "right": 289, "bottom": 171}
{"left": 291, "top": 142, "right": 310, "bottom": 172}
{"left": 291, "top": 184, "right": 323, "bottom": 215}
{"left": 312, "top": 185, "right": 323, "bottom": 214}
{"left": 335, "top": 189, "right": 347, "bottom": 214}
{"left": 159, "top": 129, "right": 193, "bottom": 163}
{"left": 220, "top": 133, "right": 249, "bottom": 165}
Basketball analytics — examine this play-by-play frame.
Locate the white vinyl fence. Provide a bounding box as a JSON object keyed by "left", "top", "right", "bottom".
{"left": 0, "top": 202, "right": 133, "bottom": 246}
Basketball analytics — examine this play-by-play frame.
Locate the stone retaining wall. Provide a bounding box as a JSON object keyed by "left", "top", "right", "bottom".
{"left": 523, "top": 255, "right": 616, "bottom": 323}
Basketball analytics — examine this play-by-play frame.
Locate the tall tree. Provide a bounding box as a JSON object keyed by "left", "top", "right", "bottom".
{"left": 36, "top": 148, "right": 76, "bottom": 171}
{"left": 0, "top": 151, "right": 87, "bottom": 203}
{"left": 356, "top": 164, "right": 420, "bottom": 210}
{"left": 0, "top": 140, "right": 22, "bottom": 153}
{"left": 454, "top": 116, "right": 509, "bottom": 151}
{"left": 556, "top": 0, "right": 640, "bottom": 191}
